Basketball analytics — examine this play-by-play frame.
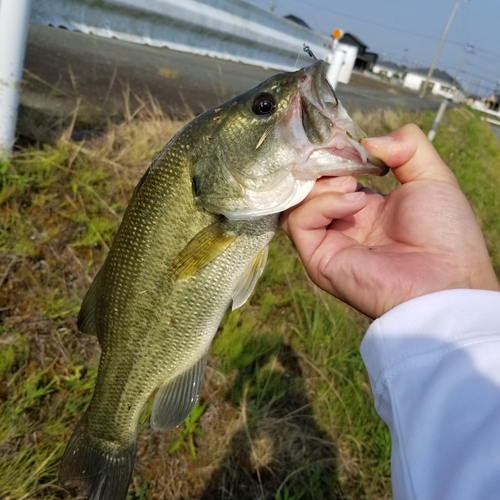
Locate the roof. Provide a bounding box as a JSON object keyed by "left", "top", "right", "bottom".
{"left": 283, "top": 14, "right": 311, "bottom": 29}
{"left": 339, "top": 33, "right": 368, "bottom": 49}
{"left": 374, "top": 60, "right": 405, "bottom": 72}
{"left": 406, "top": 67, "right": 457, "bottom": 85}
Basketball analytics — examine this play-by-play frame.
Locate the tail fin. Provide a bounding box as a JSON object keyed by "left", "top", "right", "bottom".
{"left": 59, "top": 419, "right": 137, "bottom": 500}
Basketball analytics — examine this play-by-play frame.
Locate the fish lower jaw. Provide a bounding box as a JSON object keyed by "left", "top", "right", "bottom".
{"left": 292, "top": 130, "right": 387, "bottom": 178}
{"left": 220, "top": 178, "right": 315, "bottom": 220}
{"left": 317, "top": 144, "right": 366, "bottom": 164}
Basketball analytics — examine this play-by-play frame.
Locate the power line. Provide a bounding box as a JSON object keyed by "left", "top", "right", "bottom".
{"left": 460, "top": 70, "right": 498, "bottom": 86}
{"left": 473, "top": 48, "right": 500, "bottom": 62}
{"left": 266, "top": 0, "right": 470, "bottom": 46}
{"left": 249, "top": 0, "right": 498, "bottom": 93}
{"left": 262, "top": 0, "right": 500, "bottom": 61}
{"left": 254, "top": 0, "right": 500, "bottom": 66}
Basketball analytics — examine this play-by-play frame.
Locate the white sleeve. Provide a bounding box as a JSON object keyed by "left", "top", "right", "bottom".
{"left": 360, "top": 289, "right": 500, "bottom": 500}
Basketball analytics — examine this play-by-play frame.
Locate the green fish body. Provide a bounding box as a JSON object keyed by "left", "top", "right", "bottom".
{"left": 59, "top": 60, "right": 387, "bottom": 499}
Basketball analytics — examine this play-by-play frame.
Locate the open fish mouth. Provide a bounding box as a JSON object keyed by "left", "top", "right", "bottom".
{"left": 294, "top": 60, "right": 388, "bottom": 177}
{"left": 300, "top": 64, "right": 337, "bottom": 145}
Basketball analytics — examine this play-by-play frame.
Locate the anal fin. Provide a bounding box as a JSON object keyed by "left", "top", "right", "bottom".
{"left": 150, "top": 353, "right": 208, "bottom": 430}
{"left": 232, "top": 245, "right": 269, "bottom": 310}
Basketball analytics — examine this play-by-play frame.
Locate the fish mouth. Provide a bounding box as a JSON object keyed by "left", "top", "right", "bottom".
{"left": 297, "top": 60, "right": 388, "bottom": 176}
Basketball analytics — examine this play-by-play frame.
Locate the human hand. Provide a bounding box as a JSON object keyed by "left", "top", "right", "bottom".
{"left": 281, "top": 124, "right": 500, "bottom": 319}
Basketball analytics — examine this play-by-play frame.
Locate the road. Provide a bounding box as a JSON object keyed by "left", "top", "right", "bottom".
{"left": 22, "top": 25, "right": 440, "bottom": 125}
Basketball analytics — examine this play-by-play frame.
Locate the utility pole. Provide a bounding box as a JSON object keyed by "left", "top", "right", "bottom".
{"left": 420, "top": 0, "right": 466, "bottom": 98}
{"left": 454, "top": 45, "right": 474, "bottom": 79}
{"left": 452, "top": 44, "right": 473, "bottom": 102}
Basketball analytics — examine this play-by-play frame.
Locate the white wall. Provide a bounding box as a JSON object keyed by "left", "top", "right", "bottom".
{"left": 471, "top": 100, "right": 500, "bottom": 117}
{"left": 337, "top": 44, "right": 358, "bottom": 84}
{"left": 403, "top": 73, "right": 423, "bottom": 91}
{"left": 403, "top": 72, "right": 466, "bottom": 102}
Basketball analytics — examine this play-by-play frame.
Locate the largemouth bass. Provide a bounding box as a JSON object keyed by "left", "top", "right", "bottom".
{"left": 59, "top": 60, "right": 387, "bottom": 499}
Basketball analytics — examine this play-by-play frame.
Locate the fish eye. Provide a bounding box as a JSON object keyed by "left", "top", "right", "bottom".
{"left": 252, "top": 94, "right": 276, "bottom": 116}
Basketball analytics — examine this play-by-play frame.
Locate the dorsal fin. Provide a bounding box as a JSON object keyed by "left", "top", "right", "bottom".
{"left": 150, "top": 353, "right": 208, "bottom": 430}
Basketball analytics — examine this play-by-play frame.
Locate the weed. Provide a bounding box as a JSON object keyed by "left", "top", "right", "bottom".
{"left": 0, "top": 103, "right": 498, "bottom": 500}
{"left": 158, "top": 68, "right": 179, "bottom": 79}
{"left": 168, "top": 401, "right": 207, "bottom": 459}
{"left": 433, "top": 109, "right": 500, "bottom": 273}
{"left": 275, "top": 486, "right": 298, "bottom": 500}
{"left": 128, "top": 475, "right": 156, "bottom": 500}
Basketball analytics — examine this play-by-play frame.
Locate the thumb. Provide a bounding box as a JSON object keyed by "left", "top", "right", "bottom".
{"left": 361, "top": 123, "right": 459, "bottom": 186}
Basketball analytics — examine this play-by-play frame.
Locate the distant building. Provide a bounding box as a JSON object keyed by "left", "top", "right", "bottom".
{"left": 372, "top": 60, "right": 406, "bottom": 81}
{"left": 470, "top": 95, "right": 500, "bottom": 116}
{"left": 283, "top": 15, "right": 311, "bottom": 30}
{"left": 363, "top": 52, "right": 378, "bottom": 70}
{"left": 338, "top": 33, "right": 378, "bottom": 71}
{"left": 485, "top": 94, "right": 500, "bottom": 111}
{"left": 403, "top": 68, "right": 466, "bottom": 102}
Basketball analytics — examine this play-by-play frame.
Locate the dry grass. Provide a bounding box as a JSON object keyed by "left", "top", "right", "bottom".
{"left": 2, "top": 99, "right": 498, "bottom": 500}
{"left": 0, "top": 98, "right": 189, "bottom": 500}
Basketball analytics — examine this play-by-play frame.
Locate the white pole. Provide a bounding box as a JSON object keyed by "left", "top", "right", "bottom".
{"left": 419, "top": 0, "right": 463, "bottom": 98}
{"left": 326, "top": 40, "right": 346, "bottom": 90}
{"left": 0, "top": 0, "right": 32, "bottom": 158}
{"left": 428, "top": 99, "right": 448, "bottom": 142}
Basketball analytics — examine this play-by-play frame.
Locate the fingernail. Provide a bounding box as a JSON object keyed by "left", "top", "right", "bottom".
{"left": 326, "top": 176, "right": 352, "bottom": 187}
{"left": 343, "top": 191, "right": 365, "bottom": 202}
{"left": 361, "top": 135, "right": 393, "bottom": 145}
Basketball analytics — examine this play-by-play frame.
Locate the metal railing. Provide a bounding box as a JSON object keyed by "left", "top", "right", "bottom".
{"left": 1, "top": 0, "right": 338, "bottom": 156}
{"left": 30, "top": 0, "right": 334, "bottom": 72}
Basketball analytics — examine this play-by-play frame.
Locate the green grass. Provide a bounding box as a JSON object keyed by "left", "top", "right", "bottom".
{"left": 0, "top": 327, "right": 97, "bottom": 499}
{"left": 433, "top": 108, "right": 500, "bottom": 273}
{"left": 0, "top": 105, "right": 499, "bottom": 499}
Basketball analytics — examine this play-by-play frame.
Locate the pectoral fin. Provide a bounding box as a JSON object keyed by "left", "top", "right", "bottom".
{"left": 232, "top": 245, "right": 269, "bottom": 310}
{"left": 171, "top": 219, "right": 238, "bottom": 280}
{"left": 150, "top": 354, "right": 208, "bottom": 430}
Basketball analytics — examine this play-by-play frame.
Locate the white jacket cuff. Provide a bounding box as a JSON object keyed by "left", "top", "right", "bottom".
{"left": 360, "top": 289, "right": 500, "bottom": 500}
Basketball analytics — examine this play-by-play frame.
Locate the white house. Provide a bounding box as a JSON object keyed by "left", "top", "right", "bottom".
{"left": 403, "top": 68, "right": 467, "bottom": 102}
{"left": 469, "top": 94, "right": 500, "bottom": 118}
{"left": 372, "top": 60, "right": 405, "bottom": 81}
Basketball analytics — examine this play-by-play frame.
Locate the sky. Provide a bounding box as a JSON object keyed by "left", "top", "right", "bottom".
{"left": 244, "top": 0, "right": 499, "bottom": 96}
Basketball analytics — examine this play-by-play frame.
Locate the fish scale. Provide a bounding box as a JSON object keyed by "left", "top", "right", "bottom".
{"left": 59, "top": 60, "right": 387, "bottom": 500}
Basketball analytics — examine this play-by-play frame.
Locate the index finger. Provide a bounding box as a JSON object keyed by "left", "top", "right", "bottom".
{"left": 361, "top": 123, "right": 459, "bottom": 186}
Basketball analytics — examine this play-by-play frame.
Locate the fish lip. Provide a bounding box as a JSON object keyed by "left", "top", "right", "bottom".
{"left": 298, "top": 61, "right": 388, "bottom": 176}
{"left": 300, "top": 60, "right": 338, "bottom": 116}
{"left": 311, "top": 60, "right": 339, "bottom": 107}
